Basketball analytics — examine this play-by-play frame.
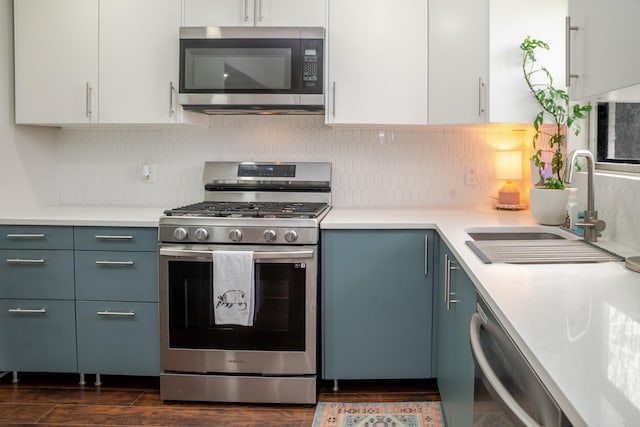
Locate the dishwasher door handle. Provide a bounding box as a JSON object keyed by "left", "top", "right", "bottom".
{"left": 470, "top": 313, "right": 542, "bottom": 427}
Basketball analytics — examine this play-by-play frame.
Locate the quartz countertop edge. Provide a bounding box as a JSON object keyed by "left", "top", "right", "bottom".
{"left": 0, "top": 206, "right": 163, "bottom": 227}
{"left": 321, "top": 207, "right": 640, "bottom": 427}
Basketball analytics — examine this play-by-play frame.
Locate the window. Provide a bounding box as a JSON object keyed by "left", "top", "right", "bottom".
{"left": 596, "top": 102, "right": 640, "bottom": 172}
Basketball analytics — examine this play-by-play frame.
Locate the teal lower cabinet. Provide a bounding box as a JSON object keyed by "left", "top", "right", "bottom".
{"left": 321, "top": 229, "right": 434, "bottom": 382}
{"left": 435, "top": 237, "right": 476, "bottom": 427}
{"left": 0, "top": 299, "right": 77, "bottom": 373}
{"left": 76, "top": 301, "right": 159, "bottom": 376}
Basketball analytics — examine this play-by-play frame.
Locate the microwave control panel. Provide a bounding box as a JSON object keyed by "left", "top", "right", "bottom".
{"left": 301, "top": 39, "right": 323, "bottom": 91}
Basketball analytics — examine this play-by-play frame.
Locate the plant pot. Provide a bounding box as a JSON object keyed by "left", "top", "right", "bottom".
{"left": 529, "top": 187, "right": 569, "bottom": 225}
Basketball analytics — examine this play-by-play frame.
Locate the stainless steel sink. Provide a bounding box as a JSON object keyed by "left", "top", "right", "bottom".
{"left": 465, "top": 226, "right": 623, "bottom": 264}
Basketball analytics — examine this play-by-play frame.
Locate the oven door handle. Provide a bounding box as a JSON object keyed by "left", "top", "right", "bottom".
{"left": 159, "top": 248, "right": 314, "bottom": 260}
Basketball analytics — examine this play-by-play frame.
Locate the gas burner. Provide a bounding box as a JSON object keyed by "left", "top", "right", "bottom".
{"left": 164, "top": 201, "right": 329, "bottom": 219}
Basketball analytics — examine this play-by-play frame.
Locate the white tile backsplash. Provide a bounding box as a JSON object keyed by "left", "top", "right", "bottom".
{"left": 57, "top": 116, "right": 511, "bottom": 209}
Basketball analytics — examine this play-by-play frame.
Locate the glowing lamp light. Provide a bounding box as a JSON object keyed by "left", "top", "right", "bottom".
{"left": 495, "top": 150, "right": 522, "bottom": 205}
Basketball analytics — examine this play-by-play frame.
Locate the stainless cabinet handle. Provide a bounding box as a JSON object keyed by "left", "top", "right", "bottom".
{"left": 258, "top": 0, "right": 263, "bottom": 22}
{"left": 444, "top": 254, "right": 459, "bottom": 311}
{"left": 244, "top": 0, "right": 250, "bottom": 22}
{"left": 6, "top": 233, "right": 46, "bottom": 239}
{"left": 95, "top": 260, "right": 134, "bottom": 266}
{"left": 9, "top": 308, "right": 47, "bottom": 314}
{"left": 332, "top": 81, "right": 336, "bottom": 118}
{"left": 478, "top": 77, "right": 486, "bottom": 116}
{"left": 470, "top": 314, "right": 542, "bottom": 427}
{"left": 6, "top": 258, "right": 45, "bottom": 264}
{"left": 566, "top": 16, "right": 579, "bottom": 87}
{"left": 94, "top": 235, "right": 134, "bottom": 240}
{"left": 424, "top": 235, "right": 429, "bottom": 275}
{"left": 85, "top": 82, "right": 92, "bottom": 118}
{"left": 97, "top": 311, "right": 135, "bottom": 317}
{"left": 169, "top": 81, "right": 176, "bottom": 116}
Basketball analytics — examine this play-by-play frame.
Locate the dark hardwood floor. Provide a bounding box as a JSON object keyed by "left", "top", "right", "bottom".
{"left": 0, "top": 372, "right": 440, "bottom": 426}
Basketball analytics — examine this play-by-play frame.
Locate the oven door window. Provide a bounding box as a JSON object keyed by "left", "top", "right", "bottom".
{"left": 181, "top": 39, "right": 299, "bottom": 93}
{"left": 167, "top": 260, "right": 306, "bottom": 351}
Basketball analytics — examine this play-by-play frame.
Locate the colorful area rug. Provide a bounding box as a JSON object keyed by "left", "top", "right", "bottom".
{"left": 311, "top": 402, "right": 445, "bottom": 427}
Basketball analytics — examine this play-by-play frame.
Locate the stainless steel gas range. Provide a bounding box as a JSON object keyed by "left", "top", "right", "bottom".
{"left": 158, "top": 161, "right": 331, "bottom": 404}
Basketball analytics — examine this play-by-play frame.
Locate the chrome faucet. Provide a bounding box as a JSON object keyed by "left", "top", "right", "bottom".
{"left": 563, "top": 149, "right": 606, "bottom": 242}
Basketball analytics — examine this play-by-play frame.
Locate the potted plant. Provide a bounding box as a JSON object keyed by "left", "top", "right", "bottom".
{"left": 520, "top": 36, "right": 591, "bottom": 224}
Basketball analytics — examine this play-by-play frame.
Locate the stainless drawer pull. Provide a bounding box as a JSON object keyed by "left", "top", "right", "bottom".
{"left": 97, "top": 310, "right": 135, "bottom": 317}
{"left": 6, "top": 258, "right": 45, "bottom": 264}
{"left": 8, "top": 308, "right": 47, "bottom": 314}
{"left": 94, "top": 235, "right": 134, "bottom": 240}
{"left": 95, "top": 260, "right": 134, "bottom": 266}
{"left": 6, "top": 233, "right": 46, "bottom": 239}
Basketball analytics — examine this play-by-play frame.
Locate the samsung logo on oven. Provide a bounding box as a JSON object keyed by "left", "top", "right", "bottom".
{"left": 227, "top": 359, "right": 245, "bottom": 364}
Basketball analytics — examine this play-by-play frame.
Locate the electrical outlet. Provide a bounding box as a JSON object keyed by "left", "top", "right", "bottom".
{"left": 465, "top": 164, "right": 480, "bottom": 186}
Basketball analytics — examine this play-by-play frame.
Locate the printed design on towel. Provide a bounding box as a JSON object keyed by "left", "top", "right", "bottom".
{"left": 216, "top": 289, "right": 248, "bottom": 310}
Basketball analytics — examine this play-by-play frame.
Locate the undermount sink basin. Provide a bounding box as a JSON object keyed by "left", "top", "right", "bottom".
{"left": 464, "top": 226, "right": 623, "bottom": 264}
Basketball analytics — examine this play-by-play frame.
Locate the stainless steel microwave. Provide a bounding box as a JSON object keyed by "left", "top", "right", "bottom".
{"left": 179, "top": 27, "right": 324, "bottom": 114}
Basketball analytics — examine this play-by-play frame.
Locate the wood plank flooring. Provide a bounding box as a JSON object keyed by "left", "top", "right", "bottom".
{"left": 0, "top": 372, "right": 440, "bottom": 426}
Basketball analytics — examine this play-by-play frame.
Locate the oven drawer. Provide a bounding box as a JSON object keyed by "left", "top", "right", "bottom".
{"left": 74, "top": 227, "right": 157, "bottom": 252}
{"left": 0, "top": 225, "right": 73, "bottom": 250}
{"left": 0, "top": 299, "right": 77, "bottom": 372}
{"left": 76, "top": 301, "right": 159, "bottom": 376}
{"left": 75, "top": 251, "right": 158, "bottom": 302}
{"left": 0, "top": 249, "right": 75, "bottom": 299}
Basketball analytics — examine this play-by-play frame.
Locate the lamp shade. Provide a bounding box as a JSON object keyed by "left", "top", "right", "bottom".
{"left": 495, "top": 150, "right": 523, "bottom": 180}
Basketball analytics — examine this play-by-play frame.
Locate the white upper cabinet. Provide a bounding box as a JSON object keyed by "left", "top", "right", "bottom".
{"left": 568, "top": 0, "right": 640, "bottom": 101}
{"left": 14, "top": 0, "right": 99, "bottom": 125}
{"left": 429, "top": 0, "right": 567, "bottom": 125}
{"left": 326, "top": 0, "right": 428, "bottom": 126}
{"left": 14, "top": 0, "right": 207, "bottom": 126}
{"left": 182, "top": 0, "right": 325, "bottom": 27}
{"left": 428, "top": 0, "right": 488, "bottom": 125}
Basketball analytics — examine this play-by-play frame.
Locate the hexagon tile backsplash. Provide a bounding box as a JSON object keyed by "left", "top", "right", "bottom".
{"left": 57, "top": 115, "right": 507, "bottom": 209}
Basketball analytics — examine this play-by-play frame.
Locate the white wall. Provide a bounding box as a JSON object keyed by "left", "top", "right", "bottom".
{"left": 0, "top": 0, "right": 58, "bottom": 209}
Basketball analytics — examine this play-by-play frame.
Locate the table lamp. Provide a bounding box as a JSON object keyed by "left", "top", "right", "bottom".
{"left": 495, "top": 150, "right": 522, "bottom": 205}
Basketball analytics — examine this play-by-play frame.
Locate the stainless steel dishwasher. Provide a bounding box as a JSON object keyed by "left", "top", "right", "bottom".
{"left": 470, "top": 295, "right": 573, "bottom": 427}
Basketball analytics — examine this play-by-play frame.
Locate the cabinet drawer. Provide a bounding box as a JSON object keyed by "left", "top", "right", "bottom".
{"left": 75, "top": 251, "right": 158, "bottom": 302}
{"left": 0, "top": 226, "right": 73, "bottom": 249}
{"left": 74, "top": 227, "right": 157, "bottom": 251}
{"left": 0, "top": 299, "right": 77, "bottom": 372}
{"left": 0, "top": 250, "right": 75, "bottom": 299}
{"left": 76, "top": 301, "right": 159, "bottom": 376}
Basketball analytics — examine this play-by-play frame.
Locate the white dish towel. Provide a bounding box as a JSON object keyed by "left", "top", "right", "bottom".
{"left": 212, "top": 250, "right": 255, "bottom": 326}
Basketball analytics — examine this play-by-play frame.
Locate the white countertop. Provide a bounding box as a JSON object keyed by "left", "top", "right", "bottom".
{"left": 0, "top": 205, "right": 163, "bottom": 227}
{"left": 322, "top": 207, "right": 640, "bottom": 427}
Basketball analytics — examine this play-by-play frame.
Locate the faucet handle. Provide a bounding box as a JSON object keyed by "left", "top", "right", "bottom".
{"left": 577, "top": 211, "right": 606, "bottom": 232}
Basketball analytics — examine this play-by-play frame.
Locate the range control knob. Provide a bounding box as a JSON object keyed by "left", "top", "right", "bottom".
{"left": 263, "top": 229, "right": 277, "bottom": 242}
{"left": 173, "top": 227, "right": 188, "bottom": 241}
{"left": 284, "top": 230, "right": 298, "bottom": 243}
{"left": 194, "top": 228, "right": 209, "bottom": 241}
{"left": 228, "top": 228, "right": 243, "bottom": 242}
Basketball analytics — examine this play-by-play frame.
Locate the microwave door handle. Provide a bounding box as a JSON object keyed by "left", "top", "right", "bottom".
{"left": 159, "top": 248, "right": 314, "bottom": 260}
{"left": 469, "top": 313, "right": 542, "bottom": 427}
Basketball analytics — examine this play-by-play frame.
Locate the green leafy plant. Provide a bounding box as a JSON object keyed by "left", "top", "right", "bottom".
{"left": 520, "top": 36, "right": 591, "bottom": 189}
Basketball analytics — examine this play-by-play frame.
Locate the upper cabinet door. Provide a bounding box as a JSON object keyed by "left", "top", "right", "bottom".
{"left": 99, "top": 0, "right": 182, "bottom": 124}
{"left": 256, "top": 0, "right": 325, "bottom": 27}
{"left": 182, "top": 0, "right": 325, "bottom": 27}
{"left": 568, "top": 0, "right": 640, "bottom": 100}
{"left": 14, "top": 0, "right": 99, "bottom": 125}
{"left": 326, "top": 0, "right": 428, "bottom": 126}
{"left": 429, "top": 0, "right": 567, "bottom": 126}
{"left": 428, "top": 0, "right": 488, "bottom": 125}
